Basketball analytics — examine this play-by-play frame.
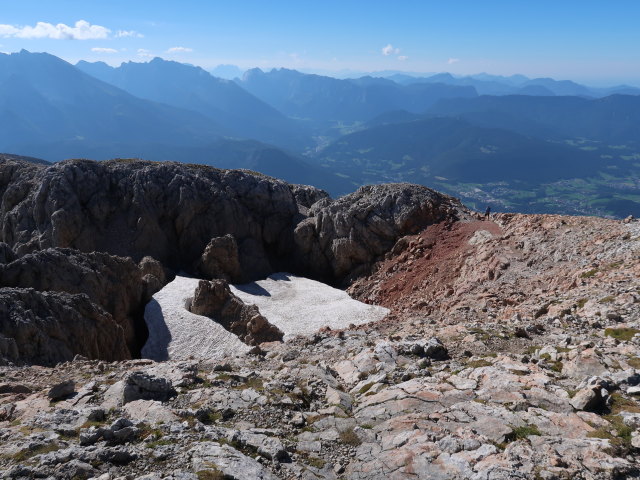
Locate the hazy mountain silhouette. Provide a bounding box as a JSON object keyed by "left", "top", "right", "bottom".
{"left": 0, "top": 50, "right": 229, "bottom": 158}
{"left": 76, "top": 58, "right": 311, "bottom": 151}
{"left": 427, "top": 94, "right": 640, "bottom": 143}
{"left": 388, "top": 72, "right": 640, "bottom": 98}
{"left": 237, "top": 68, "right": 477, "bottom": 123}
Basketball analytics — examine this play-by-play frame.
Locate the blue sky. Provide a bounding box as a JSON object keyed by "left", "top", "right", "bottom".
{"left": 1, "top": 0, "right": 639, "bottom": 85}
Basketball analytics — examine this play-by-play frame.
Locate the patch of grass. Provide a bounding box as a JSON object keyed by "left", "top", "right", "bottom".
{"left": 146, "top": 438, "right": 172, "bottom": 449}
{"left": 360, "top": 423, "right": 374, "bottom": 429}
{"left": 581, "top": 268, "right": 599, "bottom": 278}
{"left": 239, "top": 377, "right": 263, "bottom": 391}
{"left": 609, "top": 393, "right": 640, "bottom": 414}
{"left": 305, "top": 456, "right": 326, "bottom": 469}
{"left": 201, "top": 411, "right": 223, "bottom": 425}
{"left": 587, "top": 414, "right": 633, "bottom": 452}
{"left": 539, "top": 354, "right": 564, "bottom": 373}
{"left": 525, "top": 346, "right": 541, "bottom": 355}
{"left": 338, "top": 427, "right": 362, "bottom": 447}
{"left": 627, "top": 357, "right": 640, "bottom": 369}
{"left": 510, "top": 424, "right": 542, "bottom": 440}
{"left": 466, "top": 359, "right": 492, "bottom": 368}
{"left": 358, "top": 382, "right": 374, "bottom": 395}
{"left": 196, "top": 467, "right": 226, "bottom": 480}
{"left": 12, "top": 442, "right": 60, "bottom": 462}
{"left": 604, "top": 328, "right": 640, "bottom": 342}
{"left": 598, "top": 296, "right": 616, "bottom": 304}
{"left": 576, "top": 298, "right": 588, "bottom": 309}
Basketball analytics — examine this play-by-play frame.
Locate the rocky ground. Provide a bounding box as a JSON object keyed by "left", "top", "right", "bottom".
{"left": 1, "top": 158, "right": 639, "bottom": 479}
{"left": 0, "top": 214, "right": 639, "bottom": 479}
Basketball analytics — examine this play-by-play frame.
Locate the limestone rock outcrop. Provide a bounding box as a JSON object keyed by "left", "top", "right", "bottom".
{"left": 190, "top": 279, "right": 284, "bottom": 345}
{"left": 0, "top": 158, "right": 302, "bottom": 280}
{"left": 0, "top": 248, "right": 166, "bottom": 355}
{"left": 294, "top": 183, "right": 467, "bottom": 283}
{"left": 0, "top": 288, "right": 129, "bottom": 365}
{"left": 0, "top": 158, "right": 466, "bottom": 285}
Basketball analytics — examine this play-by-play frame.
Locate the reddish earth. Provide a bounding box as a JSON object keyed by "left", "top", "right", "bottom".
{"left": 349, "top": 212, "right": 640, "bottom": 329}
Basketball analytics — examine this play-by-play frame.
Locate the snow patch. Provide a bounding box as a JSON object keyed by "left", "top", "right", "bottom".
{"left": 142, "top": 273, "right": 389, "bottom": 360}
{"left": 142, "top": 275, "right": 249, "bottom": 362}
{"left": 231, "top": 272, "right": 389, "bottom": 339}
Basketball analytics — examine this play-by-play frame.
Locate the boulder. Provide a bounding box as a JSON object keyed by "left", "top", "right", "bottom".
{"left": 195, "top": 234, "right": 242, "bottom": 282}
{"left": 190, "top": 279, "right": 283, "bottom": 345}
{"left": 48, "top": 380, "right": 75, "bottom": 401}
{"left": 122, "top": 371, "right": 177, "bottom": 404}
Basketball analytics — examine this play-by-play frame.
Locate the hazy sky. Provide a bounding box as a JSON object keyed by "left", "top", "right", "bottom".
{"left": 1, "top": 0, "right": 639, "bottom": 85}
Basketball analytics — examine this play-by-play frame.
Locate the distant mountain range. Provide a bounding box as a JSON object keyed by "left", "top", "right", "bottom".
{"left": 76, "top": 58, "right": 311, "bottom": 151}
{"left": 237, "top": 68, "right": 477, "bottom": 124}
{"left": 2, "top": 50, "right": 640, "bottom": 217}
{"left": 0, "top": 50, "right": 228, "bottom": 157}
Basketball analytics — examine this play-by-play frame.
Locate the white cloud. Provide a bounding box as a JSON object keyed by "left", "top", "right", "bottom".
{"left": 382, "top": 44, "right": 400, "bottom": 56}
{"left": 398, "top": 55, "right": 408, "bottom": 61}
{"left": 91, "top": 47, "right": 118, "bottom": 53}
{"left": 448, "top": 58, "right": 460, "bottom": 65}
{"left": 116, "top": 30, "right": 143, "bottom": 38}
{"left": 166, "top": 46, "right": 193, "bottom": 53}
{"left": 137, "top": 48, "right": 153, "bottom": 58}
{"left": 0, "top": 20, "right": 110, "bottom": 40}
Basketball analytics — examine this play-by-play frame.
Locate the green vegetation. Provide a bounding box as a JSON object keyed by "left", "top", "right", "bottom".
{"left": 604, "top": 328, "right": 640, "bottom": 342}
{"left": 466, "top": 359, "right": 493, "bottom": 368}
{"left": 338, "top": 427, "right": 362, "bottom": 446}
{"left": 581, "top": 269, "right": 599, "bottom": 279}
{"left": 196, "top": 467, "right": 226, "bottom": 480}
{"left": 627, "top": 357, "right": 640, "bottom": 369}
{"left": 511, "top": 424, "right": 542, "bottom": 439}
{"left": 587, "top": 414, "right": 633, "bottom": 451}
{"left": 598, "top": 295, "right": 615, "bottom": 304}
{"left": 306, "top": 456, "right": 326, "bottom": 469}
{"left": 11, "top": 442, "right": 60, "bottom": 462}
{"left": 609, "top": 393, "right": 640, "bottom": 414}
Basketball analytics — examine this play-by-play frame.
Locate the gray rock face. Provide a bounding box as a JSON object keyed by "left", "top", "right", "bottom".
{"left": 0, "top": 159, "right": 302, "bottom": 280}
{"left": 0, "top": 248, "right": 165, "bottom": 355}
{"left": 194, "top": 234, "right": 243, "bottom": 282}
{"left": 0, "top": 288, "right": 130, "bottom": 365}
{"left": 294, "top": 183, "right": 466, "bottom": 283}
{"left": 0, "top": 158, "right": 465, "bottom": 285}
{"left": 190, "top": 280, "right": 283, "bottom": 345}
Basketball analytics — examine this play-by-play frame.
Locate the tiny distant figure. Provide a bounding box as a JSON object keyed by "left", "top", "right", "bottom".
{"left": 484, "top": 206, "right": 491, "bottom": 219}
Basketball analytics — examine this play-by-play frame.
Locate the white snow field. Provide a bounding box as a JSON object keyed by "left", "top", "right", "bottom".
{"left": 231, "top": 272, "right": 389, "bottom": 339}
{"left": 141, "top": 275, "right": 249, "bottom": 361}
{"left": 142, "top": 273, "right": 389, "bottom": 360}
